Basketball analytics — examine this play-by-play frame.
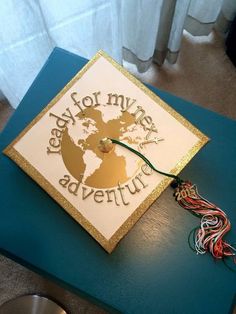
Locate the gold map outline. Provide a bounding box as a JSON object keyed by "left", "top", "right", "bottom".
{"left": 61, "top": 107, "right": 141, "bottom": 189}
{"left": 3, "top": 50, "right": 209, "bottom": 253}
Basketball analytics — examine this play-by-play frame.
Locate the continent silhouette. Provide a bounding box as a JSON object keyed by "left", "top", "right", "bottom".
{"left": 61, "top": 106, "right": 139, "bottom": 188}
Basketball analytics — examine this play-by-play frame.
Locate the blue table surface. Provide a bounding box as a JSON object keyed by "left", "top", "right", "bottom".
{"left": 0, "top": 48, "right": 235, "bottom": 314}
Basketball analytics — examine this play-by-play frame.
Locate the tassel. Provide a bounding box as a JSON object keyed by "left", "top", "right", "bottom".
{"left": 173, "top": 181, "right": 235, "bottom": 260}
{"left": 110, "top": 138, "right": 235, "bottom": 263}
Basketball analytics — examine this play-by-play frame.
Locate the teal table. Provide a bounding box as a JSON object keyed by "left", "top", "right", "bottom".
{"left": 0, "top": 48, "right": 235, "bottom": 314}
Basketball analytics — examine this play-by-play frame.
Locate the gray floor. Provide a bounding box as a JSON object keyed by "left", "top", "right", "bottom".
{"left": 0, "top": 30, "right": 235, "bottom": 313}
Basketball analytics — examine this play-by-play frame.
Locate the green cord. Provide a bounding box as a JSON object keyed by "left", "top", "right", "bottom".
{"left": 110, "top": 138, "right": 182, "bottom": 185}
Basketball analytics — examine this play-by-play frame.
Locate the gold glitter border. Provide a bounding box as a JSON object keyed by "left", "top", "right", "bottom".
{"left": 3, "top": 50, "right": 209, "bottom": 253}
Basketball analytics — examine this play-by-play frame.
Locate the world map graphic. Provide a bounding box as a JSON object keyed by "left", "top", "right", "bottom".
{"left": 61, "top": 106, "right": 143, "bottom": 188}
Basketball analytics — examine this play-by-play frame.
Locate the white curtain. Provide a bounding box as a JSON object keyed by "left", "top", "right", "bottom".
{"left": 0, "top": 0, "right": 235, "bottom": 109}
{"left": 123, "top": 0, "right": 236, "bottom": 71}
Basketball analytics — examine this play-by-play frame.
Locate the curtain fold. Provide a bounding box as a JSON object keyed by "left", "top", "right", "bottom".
{"left": 153, "top": 0, "right": 179, "bottom": 66}
{"left": 156, "top": 0, "right": 191, "bottom": 65}
{"left": 122, "top": 0, "right": 162, "bottom": 72}
{"left": 0, "top": 0, "right": 235, "bottom": 108}
{"left": 185, "top": 0, "right": 224, "bottom": 35}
